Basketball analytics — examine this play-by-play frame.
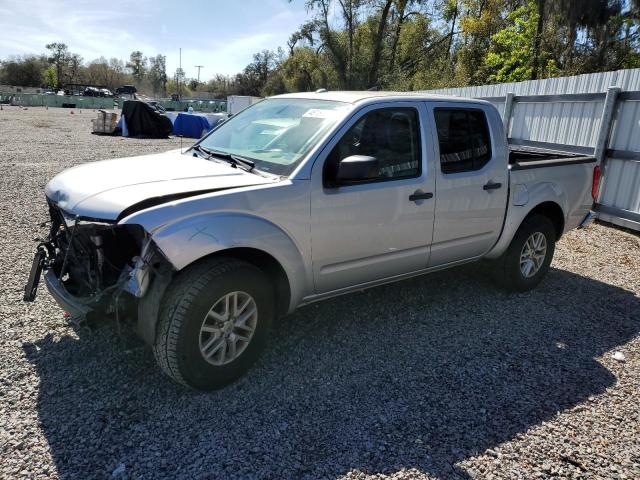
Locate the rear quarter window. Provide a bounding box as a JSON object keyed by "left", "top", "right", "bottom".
{"left": 434, "top": 108, "right": 492, "bottom": 174}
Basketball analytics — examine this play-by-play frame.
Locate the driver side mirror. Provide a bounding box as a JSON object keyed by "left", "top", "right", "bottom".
{"left": 335, "top": 155, "right": 379, "bottom": 185}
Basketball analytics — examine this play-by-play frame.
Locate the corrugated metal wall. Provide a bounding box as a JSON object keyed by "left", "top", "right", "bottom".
{"left": 427, "top": 69, "right": 640, "bottom": 96}
{"left": 509, "top": 98, "right": 603, "bottom": 148}
{"left": 425, "top": 69, "right": 640, "bottom": 231}
{"left": 600, "top": 98, "right": 640, "bottom": 227}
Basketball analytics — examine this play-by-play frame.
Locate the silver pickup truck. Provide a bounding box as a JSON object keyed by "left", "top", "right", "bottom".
{"left": 24, "top": 91, "right": 599, "bottom": 390}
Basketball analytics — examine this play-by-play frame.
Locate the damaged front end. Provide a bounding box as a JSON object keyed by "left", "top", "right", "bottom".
{"left": 24, "top": 201, "right": 168, "bottom": 326}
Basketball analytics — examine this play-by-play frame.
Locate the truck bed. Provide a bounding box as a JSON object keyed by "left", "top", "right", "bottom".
{"left": 508, "top": 145, "right": 597, "bottom": 233}
{"left": 509, "top": 146, "right": 595, "bottom": 171}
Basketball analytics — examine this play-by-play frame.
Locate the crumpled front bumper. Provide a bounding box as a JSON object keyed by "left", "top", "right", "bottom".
{"left": 43, "top": 270, "right": 92, "bottom": 319}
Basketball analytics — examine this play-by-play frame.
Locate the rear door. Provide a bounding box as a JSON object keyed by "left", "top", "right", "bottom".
{"left": 427, "top": 102, "right": 509, "bottom": 266}
{"left": 310, "top": 102, "right": 435, "bottom": 293}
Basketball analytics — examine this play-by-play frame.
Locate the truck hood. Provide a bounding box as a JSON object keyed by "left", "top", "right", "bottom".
{"left": 45, "top": 149, "right": 275, "bottom": 220}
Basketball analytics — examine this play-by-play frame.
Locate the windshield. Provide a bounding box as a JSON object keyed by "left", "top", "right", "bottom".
{"left": 197, "top": 98, "right": 350, "bottom": 175}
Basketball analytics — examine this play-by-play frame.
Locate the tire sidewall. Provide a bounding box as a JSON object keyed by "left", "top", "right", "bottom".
{"left": 505, "top": 215, "right": 556, "bottom": 291}
{"left": 175, "top": 264, "right": 273, "bottom": 390}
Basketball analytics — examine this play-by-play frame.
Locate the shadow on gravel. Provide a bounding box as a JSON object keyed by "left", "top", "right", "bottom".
{"left": 24, "top": 264, "right": 640, "bottom": 479}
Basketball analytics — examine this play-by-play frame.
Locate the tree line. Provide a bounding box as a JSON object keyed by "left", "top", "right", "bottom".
{"left": 0, "top": 43, "right": 169, "bottom": 95}
{"left": 2, "top": 1, "right": 639, "bottom": 98}
{"left": 241, "top": 0, "right": 640, "bottom": 95}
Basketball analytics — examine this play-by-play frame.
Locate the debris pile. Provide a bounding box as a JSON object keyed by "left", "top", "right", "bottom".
{"left": 91, "top": 110, "right": 118, "bottom": 134}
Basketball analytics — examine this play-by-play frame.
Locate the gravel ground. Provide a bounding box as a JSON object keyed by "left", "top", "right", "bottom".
{"left": 0, "top": 106, "right": 639, "bottom": 480}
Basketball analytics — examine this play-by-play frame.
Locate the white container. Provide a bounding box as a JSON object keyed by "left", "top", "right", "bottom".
{"left": 227, "top": 95, "right": 261, "bottom": 115}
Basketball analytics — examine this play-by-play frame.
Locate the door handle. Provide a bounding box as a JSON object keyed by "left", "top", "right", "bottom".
{"left": 483, "top": 181, "right": 502, "bottom": 191}
{"left": 409, "top": 191, "right": 434, "bottom": 202}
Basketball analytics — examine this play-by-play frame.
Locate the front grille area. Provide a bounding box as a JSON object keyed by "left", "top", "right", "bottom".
{"left": 46, "top": 201, "right": 144, "bottom": 299}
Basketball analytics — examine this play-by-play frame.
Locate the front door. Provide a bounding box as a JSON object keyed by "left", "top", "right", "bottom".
{"left": 427, "top": 103, "right": 509, "bottom": 266}
{"left": 310, "top": 102, "right": 435, "bottom": 293}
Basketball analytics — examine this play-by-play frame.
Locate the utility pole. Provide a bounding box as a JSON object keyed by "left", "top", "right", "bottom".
{"left": 194, "top": 65, "right": 204, "bottom": 84}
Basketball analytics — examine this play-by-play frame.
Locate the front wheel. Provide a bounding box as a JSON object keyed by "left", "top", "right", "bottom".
{"left": 492, "top": 214, "right": 556, "bottom": 292}
{"left": 153, "top": 257, "right": 274, "bottom": 390}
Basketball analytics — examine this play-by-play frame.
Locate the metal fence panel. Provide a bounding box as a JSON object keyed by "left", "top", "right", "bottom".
{"left": 599, "top": 98, "right": 640, "bottom": 226}
{"left": 600, "top": 158, "right": 640, "bottom": 212}
{"left": 2, "top": 93, "right": 228, "bottom": 113}
{"left": 509, "top": 99, "right": 604, "bottom": 147}
{"left": 156, "top": 100, "right": 226, "bottom": 113}
{"left": 426, "top": 69, "right": 640, "bottom": 231}
{"left": 610, "top": 99, "right": 640, "bottom": 150}
{"left": 3, "top": 93, "right": 116, "bottom": 109}
{"left": 426, "top": 68, "right": 640, "bottom": 97}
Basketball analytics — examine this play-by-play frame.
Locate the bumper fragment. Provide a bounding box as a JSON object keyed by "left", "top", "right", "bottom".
{"left": 578, "top": 210, "right": 596, "bottom": 228}
{"left": 43, "top": 270, "right": 91, "bottom": 319}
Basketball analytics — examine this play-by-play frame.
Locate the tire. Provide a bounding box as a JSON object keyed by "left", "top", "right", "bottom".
{"left": 492, "top": 214, "right": 556, "bottom": 292}
{"left": 153, "top": 257, "right": 274, "bottom": 390}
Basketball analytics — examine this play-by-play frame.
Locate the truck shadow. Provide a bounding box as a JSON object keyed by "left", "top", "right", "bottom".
{"left": 24, "top": 265, "right": 639, "bottom": 479}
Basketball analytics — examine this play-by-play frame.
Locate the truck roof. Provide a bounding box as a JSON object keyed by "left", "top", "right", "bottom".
{"left": 272, "top": 90, "right": 488, "bottom": 105}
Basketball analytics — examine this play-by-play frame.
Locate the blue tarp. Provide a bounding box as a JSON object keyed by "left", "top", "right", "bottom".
{"left": 117, "top": 115, "right": 128, "bottom": 136}
{"left": 172, "top": 113, "right": 212, "bottom": 138}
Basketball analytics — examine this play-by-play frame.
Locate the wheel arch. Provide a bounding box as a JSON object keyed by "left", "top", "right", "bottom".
{"left": 200, "top": 247, "right": 291, "bottom": 320}
{"left": 145, "top": 212, "right": 308, "bottom": 304}
{"left": 485, "top": 199, "right": 566, "bottom": 260}
{"left": 135, "top": 213, "right": 308, "bottom": 345}
{"left": 524, "top": 201, "right": 565, "bottom": 240}
{"left": 137, "top": 246, "right": 293, "bottom": 346}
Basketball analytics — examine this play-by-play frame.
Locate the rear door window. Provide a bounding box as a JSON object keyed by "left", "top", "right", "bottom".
{"left": 434, "top": 108, "right": 492, "bottom": 174}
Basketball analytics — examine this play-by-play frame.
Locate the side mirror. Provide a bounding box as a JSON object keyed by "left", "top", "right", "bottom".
{"left": 335, "top": 155, "right": 379, "bottom": 184}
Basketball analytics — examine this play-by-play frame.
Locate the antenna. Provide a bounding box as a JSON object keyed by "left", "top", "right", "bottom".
{"left": 194, "top": 65, "right": 204, "bottom": 84}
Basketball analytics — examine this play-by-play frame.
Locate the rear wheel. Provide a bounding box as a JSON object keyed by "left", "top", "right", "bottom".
{"left": 153, "top": 257, "right": 273, "bottom": 390}
{"left": 492, "top": 214, "right": 556, "bottom": 292}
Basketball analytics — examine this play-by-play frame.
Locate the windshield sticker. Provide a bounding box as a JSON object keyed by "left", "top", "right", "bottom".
{"left": 302, "top": 109, "right": 340, "bottom": 119}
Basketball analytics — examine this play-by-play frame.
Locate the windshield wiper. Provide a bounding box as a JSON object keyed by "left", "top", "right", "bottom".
{"left": 191, "top": 144, "right": 210, "bottom": 155}
{"left": 192, "top": 145, "right": 256, "bottom": 172}
{"left": 215, "top": 151, "right": 256, "bottom": 172}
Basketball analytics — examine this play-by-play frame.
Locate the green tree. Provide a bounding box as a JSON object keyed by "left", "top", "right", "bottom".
{"left": 147, "top": 54, "right": 168, "bottom": 96}
{"left": 46, "top": 42, "right": 69, "bottom": 87}
{"left": 85, "top": 57, "right": 127, "bottom": 90}
{"left": 127, "top": 51, "right": 146, "bottom": 82}
{"left": 277, "top": 46, "right": 329, "bottom": 92}
{"left": 42, "top": 65, "right": 57, "bottom": 89}
{"left": 167, "top": 78, "right": 192, "bottom": 97}
{"left": 367, "top": 0, "right": 394, "bottom": 88}
{"left": 455, "top": 0, "right": 518, "bottom": 85}
{"left": 236, "top": 49, "right": 282, "bottom": 96}
{"left": 304, "top": 0, "right": 351, "bottom": 88}
{"left": 2, "top": 0, "right": 639, "bottom": 97}
{"left": 67, "top": 53, "right": 83, "bottom": 84}
{"left": 200, "top": 74, "right": 240, "bottom": 98}
{"left": 485, "top": 2, "right": 538, "bottom": 82}
{"left": 173, "top": 67, "right": 186, "bottom": 98}
{"left": 0, "top": 55, "right": 49, "bottom": 86}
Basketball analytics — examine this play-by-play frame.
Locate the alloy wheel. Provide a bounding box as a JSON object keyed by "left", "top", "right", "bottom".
{"left": 198, "top": 291, "right": 258, "bottom": 366}
{"left": 519, "top": 232, "right": 547, "bottom": 278}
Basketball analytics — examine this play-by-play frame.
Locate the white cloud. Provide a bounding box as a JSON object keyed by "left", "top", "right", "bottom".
{"left": 0, "top": 0, "right": 309, "bottom": 79}
{"left": 1, "top": 0, "right": 154, "bottom": 60}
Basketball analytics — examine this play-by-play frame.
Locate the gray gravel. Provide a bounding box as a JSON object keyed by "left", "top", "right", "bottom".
{"left": 1, "top": 106, "right": 639, "bottom": 479}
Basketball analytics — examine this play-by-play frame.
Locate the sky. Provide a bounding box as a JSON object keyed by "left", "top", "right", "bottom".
{"left": 0, "top": 0, "right": 311, "bottom": 80}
